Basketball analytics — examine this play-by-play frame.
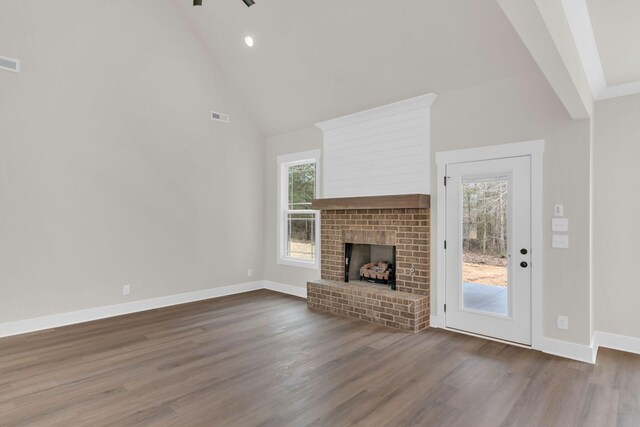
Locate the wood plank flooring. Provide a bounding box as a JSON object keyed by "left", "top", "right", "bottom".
{"left": 0, "top": 290, "right": 638, "bottom": 426}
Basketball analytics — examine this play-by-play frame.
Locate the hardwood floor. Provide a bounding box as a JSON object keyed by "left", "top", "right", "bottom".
{"left": 0, "top": 290, "right": 638, "bottom": 426}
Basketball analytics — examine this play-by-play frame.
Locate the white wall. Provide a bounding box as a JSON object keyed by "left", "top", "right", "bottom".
{"left": 593, "top": 93, "right": 640, "bottom": 338}
{"left": 263, "top": 127, "right": 323, "bottom": 287}
{"left": 264, "top": 70, "right": 593, "bottom": 346}
{"left": 0, "top": 0, "right": 265, "bottom": 323}
{"left": 0, "top": 2, "right": 596, "bottom": 349}
{"left": 431, "top": 70, "right": 592, "bottom": 345}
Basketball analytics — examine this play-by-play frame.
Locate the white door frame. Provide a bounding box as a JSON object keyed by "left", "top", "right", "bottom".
{"left": 433, "top": 140, "right": 544, "bottom": 350}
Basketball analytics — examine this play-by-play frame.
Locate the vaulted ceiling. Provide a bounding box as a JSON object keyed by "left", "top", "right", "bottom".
{"left": 176, "top": 0, "right": 538, "bottom": 136}
{"left": 587, "top": 0, "right": 640, "bottom": 87}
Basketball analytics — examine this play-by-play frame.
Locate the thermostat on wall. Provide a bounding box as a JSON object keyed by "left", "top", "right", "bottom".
{"left": 211, "top": 111, "right": 229, "bottom": 122}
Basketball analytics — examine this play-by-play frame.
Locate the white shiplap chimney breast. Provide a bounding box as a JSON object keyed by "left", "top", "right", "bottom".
{"left": 316, "top": 94, "right": 436, "bottom": 198}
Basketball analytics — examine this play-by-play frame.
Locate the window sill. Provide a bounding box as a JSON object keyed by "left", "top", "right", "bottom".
{"left": 277, "top": 258, "right": 320, "bottom": 270}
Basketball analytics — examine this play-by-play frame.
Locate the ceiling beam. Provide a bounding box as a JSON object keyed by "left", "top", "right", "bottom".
{"left": 561, "top": 0, "right": 640, "bottom": 101}
{"left": 498, "top": 0, "right": 592, "bottom": 119}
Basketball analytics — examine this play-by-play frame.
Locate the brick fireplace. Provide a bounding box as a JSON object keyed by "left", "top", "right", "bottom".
{"left": 307, "top": 194, "right": 430, "bottom": 332}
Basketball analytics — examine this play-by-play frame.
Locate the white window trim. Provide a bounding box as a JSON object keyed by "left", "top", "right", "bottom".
{"left": 277, "top": 149, "right": 321, "bottom": 270}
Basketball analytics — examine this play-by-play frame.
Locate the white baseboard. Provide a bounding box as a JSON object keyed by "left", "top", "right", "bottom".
{"left": 429, "top": 315, "right": 444, "bottom": 328}
{"left": 431, "top": 317, "right": 596, "bottom": 363}
{"left": 425, "top": 322, "right": 640, "bottom": 364}
{"left": 0, "top": 281, "right": 264, "bottom": 339}
{"left": 6, "top": 280, "right": 639, "bottom": 366}
{"left": 263, "top": 280, "right": 307, "bottom": 299}
{"left": 537, "top": 336, "right": 597, "bottom": 364}
{"left": 0, "top": 280, "right": 309, "bottom": 339}
{"left": 594, "top": 331, "right": 640, "bottom": 358}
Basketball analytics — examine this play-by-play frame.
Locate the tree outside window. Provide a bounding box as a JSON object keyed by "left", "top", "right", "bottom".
{"left": 278, "top": 151, "right": 320, "bottom": 269}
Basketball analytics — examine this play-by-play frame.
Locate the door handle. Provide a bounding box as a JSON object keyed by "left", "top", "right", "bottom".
{"left": 520, "top": 261, "right": 528, "bottom": 268}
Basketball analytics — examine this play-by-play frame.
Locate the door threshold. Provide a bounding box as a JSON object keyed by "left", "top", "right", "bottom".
{"left": 442, "top": 326, "right": 532, "bottom": 349}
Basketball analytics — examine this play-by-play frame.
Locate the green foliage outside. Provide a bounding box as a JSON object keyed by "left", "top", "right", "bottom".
{"left": 288, "top": 163, "right": 316, "bottom": 210}
{"left": 463, "top": 180, "right": 508, "bottom": 257}
{"left": 287, "top": 163, "right": 316, "bottom": 244}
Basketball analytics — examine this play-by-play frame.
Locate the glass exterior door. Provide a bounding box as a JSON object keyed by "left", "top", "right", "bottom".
{"left": 445, "top": 157, "right": 531, "bottom": 345}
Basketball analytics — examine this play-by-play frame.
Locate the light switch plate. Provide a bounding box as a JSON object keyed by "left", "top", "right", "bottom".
{"left": 552, "top": 218, "right": 569, "bottom": 232}
{"left": 552, "top": 235, "right": 569, "bottom": 249}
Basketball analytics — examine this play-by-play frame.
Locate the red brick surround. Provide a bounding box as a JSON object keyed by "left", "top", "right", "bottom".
{"left": 307, "top": 197, "right": 430, "bottom": 332}
{"left": 320, "top": 208, "right": 430, "bottom": 296}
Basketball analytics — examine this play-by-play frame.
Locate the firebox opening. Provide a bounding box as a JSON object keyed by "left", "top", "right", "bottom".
{"left": 344, "top": 243, "right": 396, "bottom": 290}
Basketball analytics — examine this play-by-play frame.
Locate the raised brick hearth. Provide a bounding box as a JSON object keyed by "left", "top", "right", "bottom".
{"left": 307, "top": 195, "right": 430, "bottom": 332}
{"left": 307, "top": 280, "right": 429, "bottom": 332}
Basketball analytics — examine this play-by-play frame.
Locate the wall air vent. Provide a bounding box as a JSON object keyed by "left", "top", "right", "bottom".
{"left": 211, "top": 111, "right": 230, "bottom": 123}
{"left": 0, "top": 56, "right": 20, "bottom": 73}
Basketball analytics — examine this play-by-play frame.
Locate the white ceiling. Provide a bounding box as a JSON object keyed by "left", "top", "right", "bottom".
{"left": 176, "top": 0, "right": 538, "bottom": 136}
{"left": 587, "top": 0, "right": 640, "bottom": 87}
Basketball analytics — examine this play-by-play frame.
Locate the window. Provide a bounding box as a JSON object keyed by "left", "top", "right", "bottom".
{"left": 277, "top": 150, "right": 321, "bottom": 269}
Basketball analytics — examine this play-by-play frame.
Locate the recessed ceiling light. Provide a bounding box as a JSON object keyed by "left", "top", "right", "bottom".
{"left": 245, "top": 36, "right": 254, "bottom": 47}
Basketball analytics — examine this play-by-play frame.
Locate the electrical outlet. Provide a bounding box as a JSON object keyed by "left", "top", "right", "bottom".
{"left": 247, "top": 269, "right": 253, "bottom": 278}
{"left": 123, "top": 285, "right": 131, "bottom": 296}
{"left": 557, "top": 315, "right": 569, "bottom": 330}
{"left": 552, "top": 235, "right": 569, "bottom": 249}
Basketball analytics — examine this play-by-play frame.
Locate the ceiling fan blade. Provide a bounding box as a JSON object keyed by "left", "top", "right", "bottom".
{"left": 193, "top": 0, "right": 254, "bottom": 6}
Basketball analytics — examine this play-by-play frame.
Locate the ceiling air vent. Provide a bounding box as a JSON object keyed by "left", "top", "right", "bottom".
{"left": 211, "top": 111, "right": 230, "bottom": 123}
{"left": 0, "top": 56, "right": 20, "bottom": 73}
